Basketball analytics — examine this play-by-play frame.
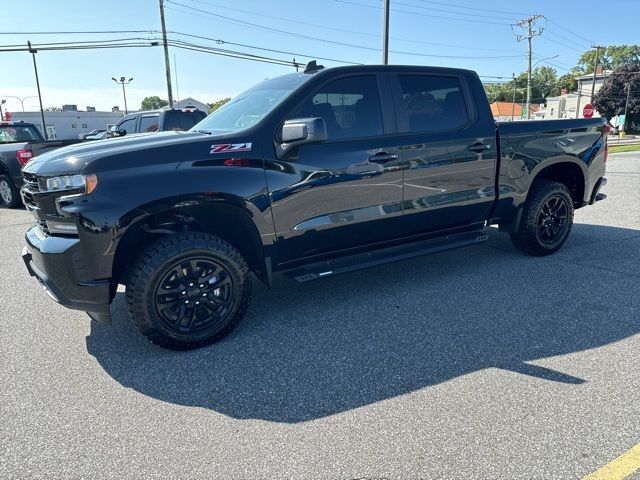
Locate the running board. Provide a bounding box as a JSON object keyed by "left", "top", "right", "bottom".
{"left": 283, "top": 231, "right": 488, "bottom": 283}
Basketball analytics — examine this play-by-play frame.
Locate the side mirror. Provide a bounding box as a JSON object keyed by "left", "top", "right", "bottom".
{"left": 109, "top": 126, "right": 126, "bottom": 137}
{"left": 276, "top": 117, "right": 327, "bottom": 159}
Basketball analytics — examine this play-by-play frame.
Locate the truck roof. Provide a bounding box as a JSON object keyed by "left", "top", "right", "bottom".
{"left": 302, "top": 64, "right": 479, "bottom": 78}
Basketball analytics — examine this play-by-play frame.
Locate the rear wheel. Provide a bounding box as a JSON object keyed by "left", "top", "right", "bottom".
{"left": 126, "top": 232, "right": 252, "bottom": 350}
{"left": 510, "top": 180, "right": 574, "bottom": 256}
{"left": 0, "top": 175, "right": 20, "bottom": 208}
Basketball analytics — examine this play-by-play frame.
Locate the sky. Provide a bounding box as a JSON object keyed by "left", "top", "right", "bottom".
{"left": 2, "top": 0, "right": 639, "bottom": 113}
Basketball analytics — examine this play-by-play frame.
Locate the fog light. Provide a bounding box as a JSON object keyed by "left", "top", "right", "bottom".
{"left": 46, "top": 220, "right": 78, "bottom": 234}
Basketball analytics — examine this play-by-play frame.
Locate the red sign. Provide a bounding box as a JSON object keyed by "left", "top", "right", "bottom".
{"left": 583, "top": 103, "right": 594, "bottom": 118}
{"left": 3, "top": 111, "right": 10, "bottom": 121}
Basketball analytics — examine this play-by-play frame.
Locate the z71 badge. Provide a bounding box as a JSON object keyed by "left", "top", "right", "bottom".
{"left": 210, "top": 143, "right": 252, "bottom": 154}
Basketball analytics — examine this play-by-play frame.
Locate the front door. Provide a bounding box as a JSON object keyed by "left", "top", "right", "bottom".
{"left": 391, "top": 72, "right": 498, "bottom": 234}
{"left": 265, "top": 74, "right": 406, "bottom": 263}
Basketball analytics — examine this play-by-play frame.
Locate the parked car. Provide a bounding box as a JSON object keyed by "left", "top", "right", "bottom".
{"left": 78, "top": 129, "right": 106, "bottom": 140}
{"left": 0, "top": 122, "right": 81, "bottom": 207}
{"left": 108, "top": 108, "right": 207, "bottom": 137}
{"left": 21, "top": 63, "right": 608, "bottom": 349}
{"left": 85, "top": 131, "right": 110, "bottom": 141}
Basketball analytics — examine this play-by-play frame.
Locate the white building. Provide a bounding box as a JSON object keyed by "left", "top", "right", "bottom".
{"left": 8, "top": 108, "right": 124, "bottom": 139}
{"left": 544, "top": 68, "right": 612, "bottom": 120}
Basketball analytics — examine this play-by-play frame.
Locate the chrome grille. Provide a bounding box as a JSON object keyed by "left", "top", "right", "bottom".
{"left": 36, "top": 219, "right": 50, "bottom": 236}
{"left": 21, "top": 172, "right": 40, "bottom": 210}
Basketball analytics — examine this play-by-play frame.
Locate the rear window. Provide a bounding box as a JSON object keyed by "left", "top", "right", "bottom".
{"left": 164, "top": 111, "right": 206, "bottom": 131}
{"left": 0, "top": 125, "right": 41, "bottom": 143}
{"left": 397, "top": 75, "right": 470, "bottom": 133}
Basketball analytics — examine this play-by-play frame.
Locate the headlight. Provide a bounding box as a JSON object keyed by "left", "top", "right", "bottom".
{"left": 46, "top": 174, "right": 98, "bottom": 194}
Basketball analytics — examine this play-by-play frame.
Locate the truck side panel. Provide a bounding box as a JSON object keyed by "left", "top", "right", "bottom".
{"left": 491, "top": 118, "right": 607, "bottom": 226}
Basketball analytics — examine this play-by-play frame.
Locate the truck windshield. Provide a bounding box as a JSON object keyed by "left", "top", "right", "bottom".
{"left": 192, "top": 73, "right": 311, "bottom": 135}
{"left": 0, "top": 125, "right": 41, "bottom": 143}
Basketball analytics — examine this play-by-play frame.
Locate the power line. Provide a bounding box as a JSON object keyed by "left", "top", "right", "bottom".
{"left": 166, "top": 2, "right": 525, "bottom": 60}
{"left": 170, "top": 31, "right": 359, "bottom": 65}
{"left": 334, "top": 0, "right": 514, "bottom": 25}
{"left": 178, "top": 0, "right": 523, "bottom": 53}
{"left": 544, "top": 18, "right": 594, "bottom": 46}
{"left": 0, "top": 30, "right": 159, "bottom": 35}
{"left": 375, "top": 0, "right": 520, "bottom": 22}
{"left": 413, "top": 0, "right": 529, "bottom": 16}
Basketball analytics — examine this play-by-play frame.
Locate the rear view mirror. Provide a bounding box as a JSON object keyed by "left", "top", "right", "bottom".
{"left": 276, "top": 117, "right": 327, "bottom": 159}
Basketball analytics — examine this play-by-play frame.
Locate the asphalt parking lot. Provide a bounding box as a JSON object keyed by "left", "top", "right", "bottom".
{"left": 1, "top": 152, "right": 639, "bottom": 479}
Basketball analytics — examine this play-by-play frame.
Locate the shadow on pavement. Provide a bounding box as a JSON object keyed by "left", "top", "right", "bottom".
{"left": 86, "top": 224, "right": 639, "bottom": 423}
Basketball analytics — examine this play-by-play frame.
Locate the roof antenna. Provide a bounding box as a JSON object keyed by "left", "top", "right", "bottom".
{"left": 303, "top": 60, "right": 324, "bottom": 74}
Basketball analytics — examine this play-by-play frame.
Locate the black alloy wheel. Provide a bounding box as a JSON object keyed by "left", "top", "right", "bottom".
{"left": 535, "top": 195, "right": 570, "bottom": 247}
{"left": 154, "top": 257, "right": 234, "bottom": 334}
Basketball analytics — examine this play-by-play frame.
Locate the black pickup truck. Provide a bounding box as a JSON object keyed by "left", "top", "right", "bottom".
{"left": 0, "top": 122, "right": 81, "bottom": 207}
{"left": 20, "top": 63, "right": 608, "bottom": 350}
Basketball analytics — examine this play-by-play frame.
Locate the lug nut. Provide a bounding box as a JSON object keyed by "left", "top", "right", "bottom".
{"left": 195, "top": 301, "right": 200, "bottom": 305}
{"left": 189, "top": 283, "right": 194, "bottom": 287}
{"left": 181, "top": 291, "right": 186, "bottom": 295}
{"left": 185, "top": 300, "right": 189, "bottom": 304}
{"left": 202, "top": 293, "right": 207, "bottom": 297}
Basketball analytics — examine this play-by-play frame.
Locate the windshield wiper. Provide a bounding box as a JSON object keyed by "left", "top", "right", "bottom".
{"left": 193, "top": 129, "right": 212, "bottom": 135}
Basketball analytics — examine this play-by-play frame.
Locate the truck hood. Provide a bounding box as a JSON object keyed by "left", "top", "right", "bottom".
{"left": 22, "top": 131, "right": 208, "bottom": 176}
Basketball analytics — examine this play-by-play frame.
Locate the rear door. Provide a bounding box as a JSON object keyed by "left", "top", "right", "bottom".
{"left": 391, "top": 72, "right": 497, "bottom": 233}
{"left": 266, "top": 73, "right": 407, "bottom": 263}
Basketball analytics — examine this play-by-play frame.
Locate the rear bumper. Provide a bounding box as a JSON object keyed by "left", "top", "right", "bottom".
{"left": 22, "top": 226, "right": 112, "bottom": 324}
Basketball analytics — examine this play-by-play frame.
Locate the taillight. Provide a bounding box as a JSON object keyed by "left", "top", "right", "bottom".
{"left": 16, "top": 148, "right": 34, "bottom": 166}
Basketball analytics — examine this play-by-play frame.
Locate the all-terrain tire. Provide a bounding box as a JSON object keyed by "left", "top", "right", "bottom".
{"left": 0, "top": 175, "right": 21, "bottom": 208}
{"left": 125, "top": 232, "right": 252, "bottom": 350}
{"left": 510, "top": 180, "right": 574, "bottom": 256}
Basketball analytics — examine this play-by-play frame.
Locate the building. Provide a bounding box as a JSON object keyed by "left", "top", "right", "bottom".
{"left": 163, "top": 97, "right": 210, "bottom": 113}
{"left": 490, "top": 102, "right": 540, "bottom": 122}
{"left": 544, "top": 67, "right": 612, "bottom": 120}
{"left": 8, "top": 108, "right": 124, "bottom": 139}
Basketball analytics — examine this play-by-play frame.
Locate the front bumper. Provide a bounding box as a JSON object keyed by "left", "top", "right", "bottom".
{"left": 22, "top": 226, "right": 112, "bottom": 324}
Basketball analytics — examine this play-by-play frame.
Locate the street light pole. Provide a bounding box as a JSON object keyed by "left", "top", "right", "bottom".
{"left": 4, "top": 95, "right": 38, "bottom": 112}
{"left": 112, "top": 76, "right": 133, "bottom": 114}
{"left": 28, "top": 42, "right": 48, "bottom": 140}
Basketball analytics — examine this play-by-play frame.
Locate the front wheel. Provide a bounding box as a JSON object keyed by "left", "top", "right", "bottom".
{"left": 510, "top": 180, "right": 574, "bottom": 256}
{"left": 126, "top": 232, "right": 252, "bottom": 350}
{"left": 0, "top": 175, "right": 21, "bottom": 208}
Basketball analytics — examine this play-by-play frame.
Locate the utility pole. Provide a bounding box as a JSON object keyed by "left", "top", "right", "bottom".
{"left": 514, "top": 14, "right": 544, "bottom": 120}
{"left": 623, "top": 82, "right": 631, "bottom": 132}
{"left": 28, "top": 41, "right": 48, "bottom": 140}
{"left": 590, "top": 45, "right": 605, "bottom": 104}
{"left": 159, "top": 0, "right": 174, "bottom": 107}
{"left": 511, "top": 73, "right": 517, "bottom": 121}
{"left": 382, "top": 0, "right": 390, "bottom": 64}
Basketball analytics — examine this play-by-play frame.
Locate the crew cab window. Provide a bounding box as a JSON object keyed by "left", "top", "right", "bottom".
{"left": 0, "top": 125, "right": 40, "bottom": 143}
{"left": 397, "top": 75, "right": 469, "bottom": 132}
{"left": 139, "top": 115, "right": 159, "bottom": 132}
{"left": 118, "top": 117, "right": 136, "bottom": 134}
{"left": 293, "top": 75, "right": 383, "bottom": 141}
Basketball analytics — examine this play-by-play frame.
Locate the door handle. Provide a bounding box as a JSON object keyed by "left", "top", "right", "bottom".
{"left": 468, "top": 143, "right": 491, "bottom": 153}
{"left": 368, "top": 152, "right": 398, "bottom": 164}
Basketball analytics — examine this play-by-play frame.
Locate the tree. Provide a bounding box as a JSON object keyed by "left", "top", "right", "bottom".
{"left": 557, "top": 73, "right": 578, "bottom": 93}
{"left": 593, "top": 62, "right": 640, "bottom": 129}
{"left": 208, "top": 97, "right": 231, "bottom": 113}
{"left": 575, "top": 45, "right": 640, "bottom": 74}
{"left": 140, "top": 96, "right": 168, "bottom": 110}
